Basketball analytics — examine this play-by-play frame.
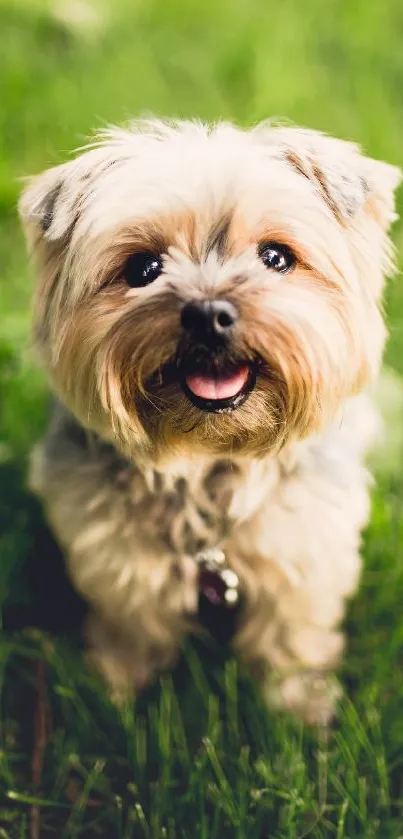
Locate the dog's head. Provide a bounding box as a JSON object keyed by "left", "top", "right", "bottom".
{"left": 20, "top": 120, "right": 400, "bottom": 462}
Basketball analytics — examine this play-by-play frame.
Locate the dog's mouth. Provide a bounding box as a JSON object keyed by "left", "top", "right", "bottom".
{"left": 181, "top": 362, "right": 256, "bottom": 413}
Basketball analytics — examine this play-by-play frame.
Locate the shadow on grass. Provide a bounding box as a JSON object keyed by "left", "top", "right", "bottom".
{"left": 0, "top": 457, "right": 87, "bottom": 635}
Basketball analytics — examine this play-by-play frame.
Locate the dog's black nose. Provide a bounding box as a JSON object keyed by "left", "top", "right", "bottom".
{"left": 181, "top": 300, "right": 238, "bottom": 340}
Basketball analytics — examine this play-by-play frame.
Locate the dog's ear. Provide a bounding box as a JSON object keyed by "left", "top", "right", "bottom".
{"left": 360, "top": 153, "right": 401, "bottom": 230}
{"left": 19, "top": 146, "right": 119, "bottom": 254}
{"left": 19, "top": 151, "right": 119, "bottom": 350}
{"left": 263, "top": 126, "right": 401, "bottom": 229}
{"left": 19, "top": 160, "right": 83, "bottom": 251}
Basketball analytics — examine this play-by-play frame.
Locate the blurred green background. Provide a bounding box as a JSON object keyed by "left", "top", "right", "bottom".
{"left": 2, "top": 1, "right": 403, "bottom": 836}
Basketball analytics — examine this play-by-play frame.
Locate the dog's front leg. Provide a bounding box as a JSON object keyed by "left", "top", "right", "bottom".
{"left": 68, "top": 544, "right": 198, "bottom": 702}
{"left": 30, "top": 437, "right": 199, "bottom": 701}
{"left": 231, "top": 554, "right": 349, "bottom": 724}
{"left": 228, "top": 472, "right": 365, "bottom": 725}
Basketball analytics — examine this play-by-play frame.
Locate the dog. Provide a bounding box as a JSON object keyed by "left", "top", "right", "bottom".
{"left": 19, "top": 119, "right": 401, "bottom": 723}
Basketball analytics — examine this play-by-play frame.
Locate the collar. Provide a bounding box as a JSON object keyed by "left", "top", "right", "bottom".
{"left": 195, "top": 548, "right": 243, "bottom": 644}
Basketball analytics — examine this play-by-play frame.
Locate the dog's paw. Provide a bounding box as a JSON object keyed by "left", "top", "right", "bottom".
{"left": 264, "top": 669, "right": 342, "bottom": 726}
{"left": 86, "top": 642, "right": 153, "bottom": 704}
{"left": 84, "top": 614, "right": 154, "bottom": 703}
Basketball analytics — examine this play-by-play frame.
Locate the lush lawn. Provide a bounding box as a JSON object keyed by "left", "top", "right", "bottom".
{"left": 1, "top": 1, "right": 403, "bottom": 835}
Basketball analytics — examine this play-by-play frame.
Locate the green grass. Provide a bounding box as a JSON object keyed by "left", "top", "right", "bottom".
{"left": 1, "top": 0, "right": 403, "bottom": 835}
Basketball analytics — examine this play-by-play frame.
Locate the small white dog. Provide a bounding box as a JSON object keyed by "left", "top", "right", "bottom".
{"left": 19, "top": 119, "right": 401, "bottom": 722}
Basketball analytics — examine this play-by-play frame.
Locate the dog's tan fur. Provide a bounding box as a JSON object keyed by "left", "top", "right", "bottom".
{"left": 20, "top": 119, "right": 400, "bottom": 721}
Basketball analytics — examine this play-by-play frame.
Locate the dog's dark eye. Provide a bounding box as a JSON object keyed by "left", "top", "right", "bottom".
{"left": 258, "top": 242, "right": 295, "bottom": 274}
{"left": 124, "top": 252, "right": 163, "bottom": 288}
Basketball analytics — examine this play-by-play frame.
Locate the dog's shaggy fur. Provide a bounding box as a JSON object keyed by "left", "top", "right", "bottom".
{"left": 20, "top": 119, "right": 401, "bottom": 722}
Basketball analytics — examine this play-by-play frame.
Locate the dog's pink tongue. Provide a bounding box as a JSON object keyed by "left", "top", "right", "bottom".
{"left": 186, "top": 366, "right": 249, "bottom": 401}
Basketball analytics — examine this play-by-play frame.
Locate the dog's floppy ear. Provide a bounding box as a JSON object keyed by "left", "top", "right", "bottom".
{"left": 359, "top": 152, "right": 402, "bottom": 230}
{"left": 262, "top": 126, "right": 401, "bottom": 229}
{"left": 19, "top": 161, "right": 78, "bottom": 250}
{"left": 19, "top": 146, "right": 119, "bottom": 252}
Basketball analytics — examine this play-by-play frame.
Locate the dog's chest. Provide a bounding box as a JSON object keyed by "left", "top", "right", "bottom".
{"left": 133, "top": 459, "right": 244, "bottom": 555}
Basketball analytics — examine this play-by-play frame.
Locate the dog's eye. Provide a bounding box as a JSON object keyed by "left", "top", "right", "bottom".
{"left": 258, "top": 242, "right": 295, "bottom": 274}
{"left": 124, "top": 252, "right": 163, "bottom": 288}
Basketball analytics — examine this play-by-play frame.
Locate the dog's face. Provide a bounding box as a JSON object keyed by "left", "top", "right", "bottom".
{"left": 20, "top": 120, "right": 400, "bottom": 462}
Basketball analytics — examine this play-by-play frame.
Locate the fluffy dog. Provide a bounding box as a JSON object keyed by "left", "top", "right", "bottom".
{"left": 19, "top": 119, "right": 401, "bottom": 722}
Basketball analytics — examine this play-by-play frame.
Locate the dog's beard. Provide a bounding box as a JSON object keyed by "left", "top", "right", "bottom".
{"left": 51, "top": 278, "right": 364, "bottom": 462}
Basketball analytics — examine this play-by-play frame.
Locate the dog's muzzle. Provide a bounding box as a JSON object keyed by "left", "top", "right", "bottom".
{"left": 178, "top": 298, "right": 256, "bottom": 413}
